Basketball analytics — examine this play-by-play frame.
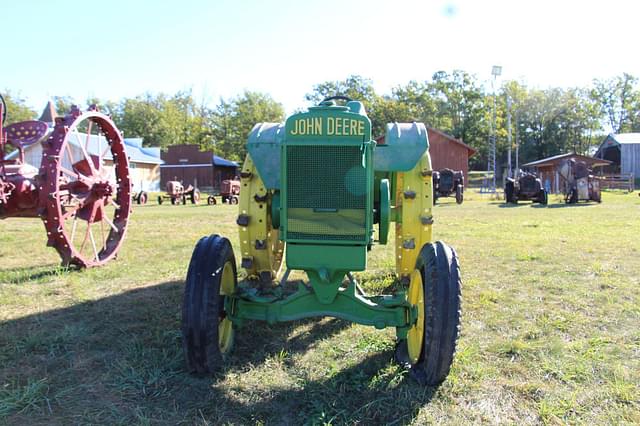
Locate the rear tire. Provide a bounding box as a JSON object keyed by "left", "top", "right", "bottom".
{"left": 539, "top": 189, "right": 548, "bottom": 205}
{"left": 395, "top": 241, "right": 462, "bottom": 385}
{"left": 505, "top": 181, "right": 514, "bottom": 203}
{"left": 182, "top": 235, "right": 237, "bottom": 374}
{"left": 191, "top": 189, "right": 200, "bottom": 204}
{"left": 137, "top": 191, "right": 148, "bottom": 205}
{"left": 158, "top": 196, "right": 163, "bottom": 205}
{"left": 455, "top": 185, "right": 463, "bottom": 204}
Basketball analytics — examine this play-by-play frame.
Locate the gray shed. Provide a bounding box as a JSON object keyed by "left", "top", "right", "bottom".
{"left": 594, "top": 133, "right": 640, "bottom": 178}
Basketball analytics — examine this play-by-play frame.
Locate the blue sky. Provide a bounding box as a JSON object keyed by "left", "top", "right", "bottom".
{"left": 3, "top": 0, "right": 639, "bottom": 114}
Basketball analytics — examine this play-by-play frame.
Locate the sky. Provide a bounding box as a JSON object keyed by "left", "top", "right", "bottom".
{"left": 2, "top": 0, "right": 639, "bottom": 115}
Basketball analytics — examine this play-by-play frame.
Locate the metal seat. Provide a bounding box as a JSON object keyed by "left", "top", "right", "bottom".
{"left": 3, "top": 120, "right": 48, "bottom": 149}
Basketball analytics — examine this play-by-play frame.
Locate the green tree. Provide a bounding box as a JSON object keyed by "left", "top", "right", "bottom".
{"left": 114, "top": 90, "right": 211, "bottom": 149}
{"left": 1, "top": 91, "right": 36, "bottom": 125}
{"left": 211, "top": 91, "right": 284, "bottom": 161}
{"left": 590, "top": 73, "right": 639, "bottom": 133}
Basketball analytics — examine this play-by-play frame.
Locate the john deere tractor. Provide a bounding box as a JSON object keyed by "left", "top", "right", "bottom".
{"left": 182, "top": 97, "right": 462, "bottom": 385}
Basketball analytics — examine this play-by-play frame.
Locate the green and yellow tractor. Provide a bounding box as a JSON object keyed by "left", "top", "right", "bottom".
{"left": 182, "top": 96, "right": 462, "bottom": 385}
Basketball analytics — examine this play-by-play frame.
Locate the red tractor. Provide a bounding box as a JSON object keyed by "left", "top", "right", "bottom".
{"left": 157, "top": 181, "right": 200, "bottom": 205}
{"left": 0, "top": 95, "right": 131, "bottom": 267}
{"left": 206, "top": 179, "right": 240, "bottom": 205}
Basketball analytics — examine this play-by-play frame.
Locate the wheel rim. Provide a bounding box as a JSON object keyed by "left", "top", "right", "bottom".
{"left": 218, "top": 260, "right": 235, "bottom": 354}
{"left": 39, "top": 107, "right": 131, "bottom": 267}
{"left": 407, "top": 269, "right": 425, "bottom": 364}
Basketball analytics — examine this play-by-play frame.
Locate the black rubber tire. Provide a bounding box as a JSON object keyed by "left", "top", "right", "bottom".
{"left": 182, "top": 234, "right": 237, "bottom": 374}
{"left": 171, "top": 197, "right": 177, "bottom": 205}
{"left": 207, "top": 195, "right": 217, "bottom": 205}
{"left": 230, "top": 196, "right": 239, "bottom": 205}
{"left": 505, "top": 181, "right": 515, "bottom": 203}
{"left": 158, "top": 196, "right": 163, "bottom": 205}
{"left": 191, "top": 189, "right": 200, "bottom": 204}
{"left": 455, "top": 185, "right": 463, "bottom": 204}
{"left": 539, "top": 189, "right": 548, "bottom": 205}
{"left": 395, "top": 241, "right": 462, "bottom": 386}
{"left": 137, "top": 191, "right": 148, "bottom": 205}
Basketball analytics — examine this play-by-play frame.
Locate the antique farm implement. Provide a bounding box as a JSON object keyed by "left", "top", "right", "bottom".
{"left": 182, "top": 97, "right": 462, "bottom": 385}
{"left": 432, "top": 168, "right": 465, "bottom": 204}
{"left": 505, "top": 170, "right": 548, "bottom": 205}
{"left": 206, "top": 178, "right": 240, "bottom": 205}
{"left": 559, "top": 159, "right": 601, "bottom": 203}
{"left": 157, "top": 181, "right": 200, "bottom": 205}
{"left": 0, "top": 95, "right": 131, "bottom": 267}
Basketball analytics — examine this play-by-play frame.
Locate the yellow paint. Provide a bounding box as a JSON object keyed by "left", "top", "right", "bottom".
{"left": 407, "top": 268, "right": 425, "bottom": 364}
{"left": 290, "top": 117, "right": 322, "bottom": 136}
{"left": 395, "top": 151, "right": 433, "bottom": 279}
{"left": 238, "top": 154, "right": 285, "bottom": 280}
{"left": 218, "top": 260, "right": 235, "bottom": 354}
{"left": 326, "top": 116, "right": 364, "bottom": 136}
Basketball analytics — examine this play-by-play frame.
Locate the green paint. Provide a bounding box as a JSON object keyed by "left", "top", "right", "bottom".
{"left": 227, "top": 279, "right": 414, "bottom": 339}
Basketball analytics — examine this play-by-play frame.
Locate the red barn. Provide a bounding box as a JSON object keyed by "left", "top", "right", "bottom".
{"left": 375, "top": 128, "right": 475, "bottom": 178}
{"left": 427, "top": 128, "right": 476, "bottom": 181}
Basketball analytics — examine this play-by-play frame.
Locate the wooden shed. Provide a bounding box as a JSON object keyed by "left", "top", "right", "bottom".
{"left": 375, "top": 128, "right": 476, "bottom": 180}
{"left": 594, "top": 133, "right": 640, "bottom": 179}
{"left": 522, "top": 153, "right": 612, "bottom": 194}
{"left": 160, "top": 145, "right": 238, "bottom": 192}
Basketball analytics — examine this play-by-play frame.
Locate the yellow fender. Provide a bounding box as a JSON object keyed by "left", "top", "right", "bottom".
{"left": 395, "top": 151, "right": 434, "bottom": 281}
{"left": 238, "top": 154, "right": 285, "bottom": 281}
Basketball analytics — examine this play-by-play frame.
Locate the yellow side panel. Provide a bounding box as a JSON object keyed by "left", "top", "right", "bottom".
{"left": 395, "top": 152, "right": 434, "bottom": 280}
{"left": 238, "top": 154, "right": 284, "bottom": 280}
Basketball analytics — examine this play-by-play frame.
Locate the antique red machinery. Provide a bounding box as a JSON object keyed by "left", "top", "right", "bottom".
{"left": 0, "top": 95, "right": 131, "bottom": 267}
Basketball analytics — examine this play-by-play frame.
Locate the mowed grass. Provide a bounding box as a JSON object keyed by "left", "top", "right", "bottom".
{"left": 1, "top": 192, "right": 639, "bottom": 425}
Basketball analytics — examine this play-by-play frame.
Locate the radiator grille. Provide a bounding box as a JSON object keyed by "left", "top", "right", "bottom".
{"left": 286, "top": 145, "right": 367, "bottom": 241}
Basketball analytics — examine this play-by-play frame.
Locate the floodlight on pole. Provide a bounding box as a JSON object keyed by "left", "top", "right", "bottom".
{"left": 483, "top": 65, "right": 502, "bottom": 194}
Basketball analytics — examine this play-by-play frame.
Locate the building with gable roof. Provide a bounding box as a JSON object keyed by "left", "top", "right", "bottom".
{"left": 594, "top": 133, "right": 640, "bottom": 178}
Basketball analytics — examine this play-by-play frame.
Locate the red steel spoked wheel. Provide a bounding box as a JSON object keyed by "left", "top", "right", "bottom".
{"left": 39, "top": 106, "right": 131, "bottom": 267}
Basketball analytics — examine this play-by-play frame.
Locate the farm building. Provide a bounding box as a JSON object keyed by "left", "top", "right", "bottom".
{"left": 522, "top": 153, "right": 611, "bottom": 194}
{"left": 594, "top": 133, "right": 640, "bottom": 178}
{"left": 6, "top": 135, "right": 164, "bottom": 192}
{"left": 427, "top": 128, "right": 476, "bottom": 180}
{"left": 160, "top": 144, "right": 238, "bottom": 192}
{"left": 376, "top": 128, "right": 476, "bottom": 179}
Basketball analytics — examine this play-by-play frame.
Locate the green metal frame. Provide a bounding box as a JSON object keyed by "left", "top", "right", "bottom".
{"left": 226, "top": 278, "right": 415, "bottom": 340}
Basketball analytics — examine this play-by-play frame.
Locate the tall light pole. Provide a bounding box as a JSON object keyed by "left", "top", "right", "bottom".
{"left": 488, "top": 65, "right": 502, "bottom": 192}
{"left": 507, "top": 94, "right": 512, "bottom": 179}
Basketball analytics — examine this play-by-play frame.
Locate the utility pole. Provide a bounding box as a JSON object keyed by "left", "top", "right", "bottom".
{"left": 514, "top": 108, "right": 519, "bottom": 175}
{"left": 507, "top": 95, "right": 512, "bottom": 179}
{"left": 483, "top": 65, "right": 502, "bottom": 194}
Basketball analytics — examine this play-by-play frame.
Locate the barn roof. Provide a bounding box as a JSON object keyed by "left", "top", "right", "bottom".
{"left": 610, "top": 133, "right": 640, "bottom": 145}
{"left": 5, "top": 134, "right": 164, "bottom": 165}
{"left": 375, "top": 127, "right": 477, "bottom": 156}
{"left": 522, "top": 152, "right": 611, "bottom": 168}
{"left": 427, "top": 128, "right": 477, "bottom": 156}
{"left": 123, "top": 138, "right": 163, "bottom": 164}
{"left": 212, "top": 155, "right": 238, "bottom": 168}
{"left": 38, "top": 100, "right": 57, "bottom": 125}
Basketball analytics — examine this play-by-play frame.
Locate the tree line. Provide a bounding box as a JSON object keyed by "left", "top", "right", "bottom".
{"left": 3, "top": 71, "right": 639, "bottom": 169}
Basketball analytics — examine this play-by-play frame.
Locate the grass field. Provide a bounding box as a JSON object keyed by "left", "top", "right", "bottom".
{"left": 1, "top": 191, "right": 639, "bottom": 425}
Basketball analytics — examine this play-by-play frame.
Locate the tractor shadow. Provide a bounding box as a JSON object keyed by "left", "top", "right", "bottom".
{"left": 0, "top": 263, "right": 78, "bottom": 283}
{"left": 0, "top": 280, "right": 437, "bottom": 424}
{"left": 536, "top": 202, "right": 593, "bottom": 209}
